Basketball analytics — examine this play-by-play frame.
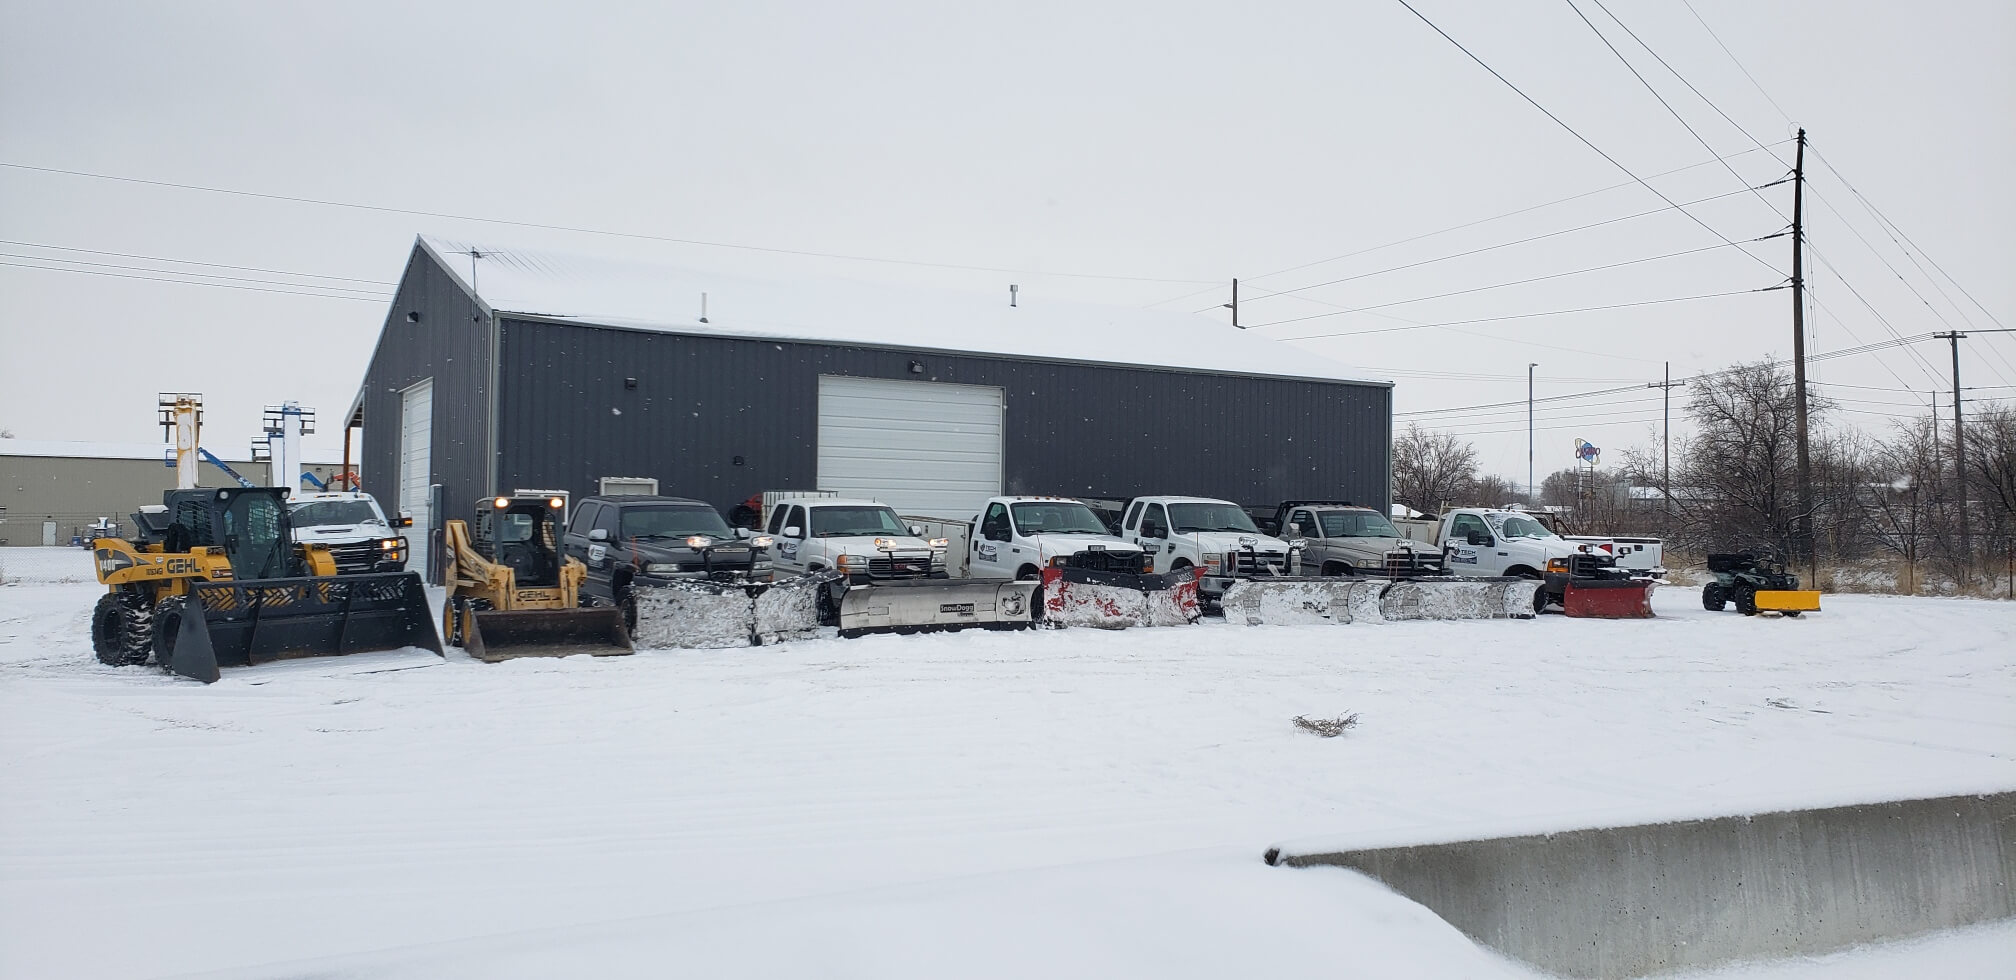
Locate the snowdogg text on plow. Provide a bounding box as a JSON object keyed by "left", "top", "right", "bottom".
{"left": 90, "top": 486, "right": 441, "bottom": 683}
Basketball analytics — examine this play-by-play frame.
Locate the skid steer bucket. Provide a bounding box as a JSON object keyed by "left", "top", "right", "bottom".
{"left": 1379, "top": 577, "right": 1539, "bottom": 621}
{"left": 170, "top": 572, "right": 443, "bottom": 684}
{"left": 1219, "top": 578, "right": 1386, "bottom": 627}
{"left": 464, "top": 607, "right": 632, "bottom": 663}
{"left": 1561, "top": 578, "right": 1657, "bottom": 618}
{"left": 837, "top": 579, "right": 1038, "bottom": 637}
{"left": 1753, "top": 590, "right": 1821, "bottom": 615}
{"left": 1040, "top": 566, "right": 1202, "bottom": 629}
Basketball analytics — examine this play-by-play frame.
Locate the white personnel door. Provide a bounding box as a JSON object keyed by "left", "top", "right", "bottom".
{"left": 816, "top": 375, "right": 1003, "bottom": 520}
{"left": 398, "top": 379, "right": 434, "bottom": 576}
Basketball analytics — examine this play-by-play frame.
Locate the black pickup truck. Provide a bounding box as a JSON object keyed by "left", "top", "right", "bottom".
{"left": 560, "top": 495, "right": 774, "bottom": 620}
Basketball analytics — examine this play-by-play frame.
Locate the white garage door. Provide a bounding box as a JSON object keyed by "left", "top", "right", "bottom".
{"left": 817, "top": 375, "right": 1003, "bottom": 520}
{"left": 398, "top": 379, "right": 433, "bottom": 577}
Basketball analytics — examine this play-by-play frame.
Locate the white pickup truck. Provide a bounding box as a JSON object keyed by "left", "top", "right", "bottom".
{"left": 1401, "top": 508, "right": 1608, "bottom": 579}
{"left": 964, "top": 496, "right": 1144, "bottom": 580}
{"left": 1117, "top": 495, "right": 1299, "bottom": 600}
{"left": 763, "top": 496, "right": 950, "bottom": 582}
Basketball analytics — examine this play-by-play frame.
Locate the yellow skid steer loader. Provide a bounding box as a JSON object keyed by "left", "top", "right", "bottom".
{"left": 441, "top": 495, "right": 633, "bottom": 662}
{"left": 90, "top": 486, "right": 441, "bottom": 683}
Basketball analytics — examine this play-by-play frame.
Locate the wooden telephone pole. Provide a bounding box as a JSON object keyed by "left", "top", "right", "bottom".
{"left": 1791, "top": 129, "right": 1815, "bottom": 581}
{"left": 1648, "top": 362, "right": 1686, "bottom": 517}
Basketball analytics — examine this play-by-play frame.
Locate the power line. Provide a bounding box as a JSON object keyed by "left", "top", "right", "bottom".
{"left": 1807, "top": 145, "right": 2007, "bottom": 331}
{"left": 1246, "top": 239, "right": 1776, "bottom": 330}
{"left": 1146, "top": 140, "right": 1795, "bottom": 310}
{"left": 0, "top": 239, "right": 394, "bottom": 286}
{"left": 0, "top": 259, "right": 387, "bottom": 302}
{"left": 1201, "top": 184, "right": 1770, "bottom": 313}
{"left": 0, "top": 160, "right": 1216, "bottom": 286}
{"left": 1567, "top": 0, "right": 1789, "bottom": 222}
{"left": 1388, "top": 0, "right": 1784, "bottom": 278}
{"left": 0, "top": 251, "right": 390, "bottom": 297}
{"left": 1277, "top": 285, "right": 1778, "bottom": 342}
{"left": 1677, "top": 0, "right": 1794, "bottom": 124}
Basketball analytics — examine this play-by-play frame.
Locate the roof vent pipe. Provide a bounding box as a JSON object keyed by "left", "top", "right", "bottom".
{"left": 1009, "top": 284, "right": 1018, "bottom": 308}
{"left": 699, "top": 292, "right": 709, "bottom": 323}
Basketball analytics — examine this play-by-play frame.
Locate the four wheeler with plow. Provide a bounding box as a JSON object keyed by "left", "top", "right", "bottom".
{"left": 1702, "top": 552, "right": 1821, "bottom": 617}
{"left": 440, "top": 494, "right": 634, "bottom": 662}
{"left": 89, "top": 486, "right": 441, "bottom": 683}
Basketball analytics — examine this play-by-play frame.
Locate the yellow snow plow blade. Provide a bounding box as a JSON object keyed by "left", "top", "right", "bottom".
{"left": 465, "top": 607, "right": 632, "bottom": 662}
{"left": 1753, "top": 590, "right": 1821, "bottom": 613}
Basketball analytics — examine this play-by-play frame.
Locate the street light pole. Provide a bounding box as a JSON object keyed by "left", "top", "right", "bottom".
{"left": 1528, "top": 363, "right": 1538, "bottom": 502}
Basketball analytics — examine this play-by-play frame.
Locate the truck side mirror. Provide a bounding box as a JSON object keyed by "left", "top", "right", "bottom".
{"left": 395, "top": 514, "right": 414, "bottom": 528}
{"left": 734, "top": 527, "right": 750, "bottom": 539}
{"left": 1289, "top": 523, "right": 1305, "bottom": 537}
{"left": 588, "top": 528, "right": 610, "bottom": 542}
{"left": 783, "top": 526, "right": 802, "bottom": 539}
{"left": 909, "top": 524, "right": 925, "bottom": 536}
{"left": 1467, "top": 531, "right": 1492, "bottom": 546}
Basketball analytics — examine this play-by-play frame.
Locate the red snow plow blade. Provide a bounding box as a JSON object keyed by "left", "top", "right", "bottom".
{"left": 1040, "top": 556, "right": 1201, "bottom": 629}
{"left": 1561, "top": 578, "right": 1656, "bottom": 619}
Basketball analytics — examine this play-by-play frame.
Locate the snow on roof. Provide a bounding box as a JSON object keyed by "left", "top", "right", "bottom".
{"left": 417, "top": 236, "right": 1390, "bottom": 387}
{"left": 1, "top": 440, "right": 346, "bottom": 465}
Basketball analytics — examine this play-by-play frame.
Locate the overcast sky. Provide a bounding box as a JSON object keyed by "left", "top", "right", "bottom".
{"left": 3, "top": 0, "right": 2010, "bottom": 488}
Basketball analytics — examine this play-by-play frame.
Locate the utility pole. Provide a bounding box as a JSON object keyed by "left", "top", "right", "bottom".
{"left": 1225, "top": 279, "right": 1240, "bottom": 329}
{"left": 1528, "top": 363, "right": 1538, "bottom": 503}
{"left": 1648, "top": 362, "right": 1686, "bottom": 517}
{"left": 1935, "top": 331, "right": 1969, "bottom": 570}
{"left": 1789, "top": 129, "right": 1815, "bottom": 582}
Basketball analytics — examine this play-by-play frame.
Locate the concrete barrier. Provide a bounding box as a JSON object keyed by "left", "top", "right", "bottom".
{"left": 1264, "top": 792, "right": 2016, "bottom": 979}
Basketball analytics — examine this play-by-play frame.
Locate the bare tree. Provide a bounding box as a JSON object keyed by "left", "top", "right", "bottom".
{"left": 1854, "top": 421, "right": 1940, "bottom": 593}
{"left": 1470, "top": 474, "right": 1524, "bottom": 508}
{"left": 1391, "top": 424, "right": 1478, "bottom": 515}
{"left": 1672, "top": 361, "right": 1833, "bottom": 559}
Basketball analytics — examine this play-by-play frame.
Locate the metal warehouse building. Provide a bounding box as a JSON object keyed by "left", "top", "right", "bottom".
{"left": 1, "top": 441, "right": 351, "bottom": 547}
{"left": 347, "top": 236, "right": 1392, "bottom": 574}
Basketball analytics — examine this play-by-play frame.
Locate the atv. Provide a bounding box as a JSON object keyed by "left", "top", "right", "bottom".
{"left": 1701, "top": 552, "right": 1819, "bottom": 617}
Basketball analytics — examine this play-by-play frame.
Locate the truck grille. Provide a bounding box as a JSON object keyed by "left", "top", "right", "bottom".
{"left": 326, "top": 541, "right": 383, "bottom": 575}
{"left": 1232, "top": 551, "right": 1291, "bottom": 575}
{"left": 867, "top": 553, "right": 935, "bottom": 578}
{"left": 1382, "top": 551, "right": 1440, "bottom": 576}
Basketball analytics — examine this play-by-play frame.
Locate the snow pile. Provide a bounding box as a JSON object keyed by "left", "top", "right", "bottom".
{"left": 1, "top": 546, "right": 2012, "bottom": 978}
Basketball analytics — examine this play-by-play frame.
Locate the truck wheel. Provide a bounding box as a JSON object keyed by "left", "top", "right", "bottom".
{"left": 1322, "top": 562, "right": 1350, "bottom": 577}
{"left": 1015, "top": 565, "right": 1041, "bottom": 581}
{"left": 1701, "top": 583, "right": 1727, "bottom": 611}
{"left": 150, "top": 596, "right": 186, "bottom": 667}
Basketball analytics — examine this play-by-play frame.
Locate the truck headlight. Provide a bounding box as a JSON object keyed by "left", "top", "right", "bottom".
{"left": 929, "top": 537, "right": 949, "bottom": 549}
{"left": 1288, "top": 538, "right": 1308, "bottom": 550}
{"left": 1237, "top": 535, "right": 1258, "bottom": 548}
{"left": 644, "top": 563, "right": 681, "bottom": 575}
{"left": 1203, "top": 552, "right": 1224, "bottom": 574}
{"left": 836, "top": 555, "right": 857, "bottom": 571}
{"left": 686, "top": 535, "right": 715, "bottom": 550}
{"left": 750, "top": 535, "right": 774, "bottom": 549}
{"left": 1546, "top": 558, "right": 1569, "bottom": 573}
{"left": 379, "top": 538, "right": 400, "bottom": 551}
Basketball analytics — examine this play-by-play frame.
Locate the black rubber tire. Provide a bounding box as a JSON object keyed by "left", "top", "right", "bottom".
{"left": 1701, "top": 583, "right": 1727, "bottom": 611}
{"left": 1733, "top": 584, "right": 1759, "bottom": 616}
{"left": 1533, "top": 586, "right": 1549, "bottom": 615}
{"left": 443, "top": 596, "right": 465, "bottom": 647}
{"left": 1015, "top": 566, "right": 1041, "bottom": 581}
{"left": 1322, "top": 562, "right": 1351, "bottom": 577}
{"left": 1783, "top": 610, "right": 1803, "bottom": 618}
{"left": 150, "top": 595, "right": 186, "bottom": 667}
{"left": 91, "top": 593, "right": 125, "bottom": 665}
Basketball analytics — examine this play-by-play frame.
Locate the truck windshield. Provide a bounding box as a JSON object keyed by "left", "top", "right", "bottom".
{"left": 1010, "top": 502, "right": 1108, "bottom": 535}
{"left": 1494, "top": 515, "right": 1557, "bottom": 539}
{"left": 1319, "top": 511, "right": 1400, "bottom": 538}
{"left": 809, "top": 506, "right": 908, "bottom": 537}
{"left": 291, "top": 500, "right": 384, "bottom": 528}
{"left": 620, "top": 506, "right": 732, "bottom": 540}
{"left": 1168, "top": 503, "right": 1259, "bottom": 534}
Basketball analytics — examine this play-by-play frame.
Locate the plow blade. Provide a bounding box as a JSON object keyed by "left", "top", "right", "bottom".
{"left": 1040, "top": 567, "right": 1201, "bottom": 629}
{"left": 1379, "top": 577, "right": 1539, "bottom": 621}
{"left": 1754, "top": 590, "right": 1821, "bottom": 615}
{"left": 838, "top": 579, "right": 1038, "bottom": 637}
{"left": 1219, "top": 578, "right": 1385, "bottom": 626}
{"left": 631, "top": 571, "right": 839, "bottom": 649}
{"left": 466, "top": 607, "right": 632, "bottom": 663}
{"left": 1562, "top": 578, "right": 1657, "bottom": 619}
{"left": 171, "top": 572, "right": 443, "bottom": 684}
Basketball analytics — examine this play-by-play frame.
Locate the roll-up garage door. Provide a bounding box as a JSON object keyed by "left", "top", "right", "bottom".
{"left": 816, "top": 375, "right": 1003, "bottom": 520}
{"left": 398, "top": 379, "right": 433, "bottom": 577}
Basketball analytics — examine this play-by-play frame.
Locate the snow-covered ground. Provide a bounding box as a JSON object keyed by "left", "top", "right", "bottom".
{"left": 2, "top": 546, "right": 2011, "bottom": 979}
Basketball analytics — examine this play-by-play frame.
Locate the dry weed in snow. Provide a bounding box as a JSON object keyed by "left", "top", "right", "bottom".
{"left": 1292, "top": 713, "right": 1359, "bottom": 737}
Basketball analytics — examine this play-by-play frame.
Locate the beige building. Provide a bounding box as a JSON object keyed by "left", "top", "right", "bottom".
{"left": 0, "top": 441, "right": 354, "bottom": 547}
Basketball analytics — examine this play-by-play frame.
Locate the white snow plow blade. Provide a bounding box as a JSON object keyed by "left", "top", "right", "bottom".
{"left": 1219, "top": 578, "right": 1386, "bottom": 626}
{"left": 631, "top": 571, "right": 839, "bottom": 649}
{"left": 1379, "top": 577, "right": 1539, "bottom": 621}
{"left": 1040, "top": 567, "right": 1202, "bottom": 629}
{"left": 837, "top": 579, "right": 1038, "bottom": 636}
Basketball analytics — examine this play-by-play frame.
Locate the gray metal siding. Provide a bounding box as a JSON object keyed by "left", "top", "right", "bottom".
{"left": 494, "top": 318, "right": 1390, "bottom": 517}
{"left": 357, "top": 245, "right": 492, "bottom": 523}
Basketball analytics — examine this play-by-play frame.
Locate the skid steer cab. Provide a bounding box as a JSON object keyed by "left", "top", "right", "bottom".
{"left": 90, "top": 486, "right": 441, "bottom": 683}
{"left": 441, "top": 495, "right": 633, "bottom": 662}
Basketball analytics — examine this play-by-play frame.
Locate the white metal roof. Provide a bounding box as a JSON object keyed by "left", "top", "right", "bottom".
{"left": 417, "top": 236, "right": 1390, "bottom": 387}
